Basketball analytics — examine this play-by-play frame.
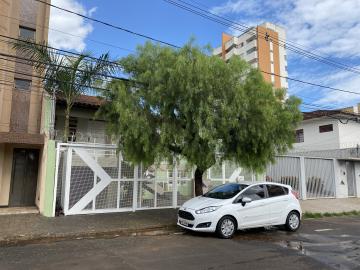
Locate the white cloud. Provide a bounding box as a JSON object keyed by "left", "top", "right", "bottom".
{"left": 314, "top": 70, "right": 360, "bottom": 106}
{"left": 48, "top": 0, "right": 97, "bottom": 52}
{"left": 281, "top": 0, "right": 360, "bottom": 58}
{"left": 210, "top": 1, "right": 261, "bottom": 16}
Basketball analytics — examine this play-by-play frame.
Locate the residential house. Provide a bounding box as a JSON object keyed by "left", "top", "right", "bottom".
{"left": 54, "top": 95, "right": 110, "bottom": 144}
{"left": 293, "top": 106, "right": 360, "bottom": 151}
{"left": 283, "top": 106, "right": 360, "bottom": 199}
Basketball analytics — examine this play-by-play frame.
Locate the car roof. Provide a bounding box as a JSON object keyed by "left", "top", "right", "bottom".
{"left": 237, "top": 181, "right": 292, "bottom": 190}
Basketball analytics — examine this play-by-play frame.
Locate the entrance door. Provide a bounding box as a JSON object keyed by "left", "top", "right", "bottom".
{"left": 9, "top": 148, "right": 39, "bottom": 207}
{"left": 346, "top": 161, "right": 356, "bottom": 197}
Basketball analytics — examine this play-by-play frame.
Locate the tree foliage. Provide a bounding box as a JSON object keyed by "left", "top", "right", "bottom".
{"left": 13, "top": 40, "right": 116, "bottom": 141}
{"left": 99, "top": 42, "right": 302, "bottom": 195}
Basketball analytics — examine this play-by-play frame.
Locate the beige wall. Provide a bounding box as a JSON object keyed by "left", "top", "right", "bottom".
{"left": 0, "top": 144, "right": 13, "bottom": 205}
{"left": 0, "top": 144, "right": 5, "bottom": 204}
{"left": 0, "top": 0, "right": 50, "bottom": 209}
{"left": 0, "top": 0, "right": 50, "bottom": 134}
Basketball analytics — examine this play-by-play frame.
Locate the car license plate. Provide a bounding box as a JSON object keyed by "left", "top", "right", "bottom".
{"left": 179, "top": 219, "right": 189, "bottom": 226}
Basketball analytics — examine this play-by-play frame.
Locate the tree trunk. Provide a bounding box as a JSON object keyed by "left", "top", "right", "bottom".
{"left": 194, "top": 167, "right": 204, "bottom": 196}
{"left": 63, "top": 105, "right": 71, "bottom": 142}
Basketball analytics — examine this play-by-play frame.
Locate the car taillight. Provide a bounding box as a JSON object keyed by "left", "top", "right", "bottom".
{"left": 291, "top": 190, "right": 299, "bottom": 200}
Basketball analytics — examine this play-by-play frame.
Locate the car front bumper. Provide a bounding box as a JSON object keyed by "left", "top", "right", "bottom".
{"left": 177, "top": 208, "right": 218, "bottom": 232}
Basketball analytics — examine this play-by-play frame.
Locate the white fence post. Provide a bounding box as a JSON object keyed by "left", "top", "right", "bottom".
{"left": 132, "top": 164, "right": 139, "bottom": 211}
{"left": 299, "top": 156, "right": 307, "bottom": 200}
{"left": 63, "top": 147, "right": 73, "bottom": 215}
{"left": 173, "top": 161, "right": 178, "bottom": 207}
{"left": 222, "top": 163, "right": 226, "bottom": 184}
{"left": 92, "top": 149, "right": 97, "bottom": 210}
{"left": 52, "top": 144, "right": 61, "bottom": 217}
{"left": 154, "top": 170, "right": 157, "bottom": 208}
{"left": 117, "top": 153, "right": 122, "bottom": 209}
{"left": 333, "top": 159, "right": 339, "bottom": 198}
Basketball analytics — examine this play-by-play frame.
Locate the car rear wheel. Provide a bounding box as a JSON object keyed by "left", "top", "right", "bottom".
{"left": 285, "top": 211, "right": 300, "bottom": 232}
{"left": 216, "top": 216, "right": 236, "bottom": 239}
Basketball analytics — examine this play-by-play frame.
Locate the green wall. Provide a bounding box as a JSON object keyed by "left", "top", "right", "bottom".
{"left": 43, "top": 140, "right": 56, "bottom": 217}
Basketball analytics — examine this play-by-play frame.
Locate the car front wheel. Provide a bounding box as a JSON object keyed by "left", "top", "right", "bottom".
{"left": 216, "top": 216, "right": 236, "bottom": 239}
{"left": 285, "top": 211, "right": 300, "bottom": 232}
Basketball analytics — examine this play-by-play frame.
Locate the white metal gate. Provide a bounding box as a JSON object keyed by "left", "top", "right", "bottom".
{"left": 54, "top": 144, "right": 257, "bottom": 216}
{"left": 54, "top": 144, "right": 194, "bottom": 216}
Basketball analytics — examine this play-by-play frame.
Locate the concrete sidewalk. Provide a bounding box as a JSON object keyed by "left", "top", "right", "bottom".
{"left": 301, "top": 198, "right": 360, "bottom": 213}
{"left": 0, "top": 209, "right": 178, "bottom": 246}
{"left": 0, "top": 198, "right": 358, "bottom": 246}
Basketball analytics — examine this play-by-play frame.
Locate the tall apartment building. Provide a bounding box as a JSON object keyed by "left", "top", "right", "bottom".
{"left": 0, "top": 0, "right": 51, "bottom": 211}
{"left": 213, "top": 22, "right": 288, "bottom": 89}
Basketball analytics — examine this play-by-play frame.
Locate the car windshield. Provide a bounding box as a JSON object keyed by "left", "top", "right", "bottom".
{"left": 203, "top": 183, "right": 248, "bottom": 199}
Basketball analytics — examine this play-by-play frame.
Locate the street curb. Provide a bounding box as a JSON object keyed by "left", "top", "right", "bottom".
{"left": 0, "top": 224, "right": 180, "bottom": 247}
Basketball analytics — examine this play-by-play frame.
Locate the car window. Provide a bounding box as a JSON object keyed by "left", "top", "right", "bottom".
{"left": 203, "top": 183, "right": 248, "bottom": 199}
{"left": 240, "top": 185, "right": 266, "bottom": 201}
{"left": 267, "top": 185, "right": 287, "bottom": 197}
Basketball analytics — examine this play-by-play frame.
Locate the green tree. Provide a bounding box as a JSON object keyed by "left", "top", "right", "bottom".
{"left": 99, "top": 42, "right": 302, "bottom": 195}
{"left": 14, "top": 40, "right": 116, "bottom": 142}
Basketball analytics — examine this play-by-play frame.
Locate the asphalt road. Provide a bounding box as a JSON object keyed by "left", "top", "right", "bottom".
{"left": 0, "top": 216, "right": 359, "bottom": 270}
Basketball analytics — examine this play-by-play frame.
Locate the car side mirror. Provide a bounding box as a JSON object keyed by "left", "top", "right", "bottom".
{"left": 241, "top": 197, "right": 252, "bottom": 206}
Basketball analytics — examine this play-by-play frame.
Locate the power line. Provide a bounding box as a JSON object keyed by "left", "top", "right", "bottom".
{"left": 1, "top": 34, "right": 360, "bottom": 99}
{"left": 1, "top": 55, "right": 359, "bottom": 116}
{"left": 261, "top": 70, "right": 360, "bottom": 96}
{"left": 31, "top": 0, "right": 360, "bottom": 95}
{"left": 164, "top": 0, "right": 360, "bottom": 75}
{"left": 0, "top": 25, "right": 359, "bottom": 100}
{"left": 0, "top": 51, "right": 131, "bottom": 83}
{"left": 171, "top": 0, "right": 360, "bottom": 74}
{"left": 0, "top": 13, "right": 136, "bottom": 54}
{"left": 163, "top": 1, "right": 358, "bottom": 76}
{"left": 34, "top": 0, "right": 180, "bottom": 49}
{"left": 0, "top": 66, "right": 111, "bottom": 93}
{"left": 0, "top": 34, "right": 122, "bottom": 68}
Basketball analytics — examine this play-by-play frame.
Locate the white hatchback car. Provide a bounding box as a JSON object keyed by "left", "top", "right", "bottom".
{"left": 178, "top": 182, "right": 302, "bottom": 238}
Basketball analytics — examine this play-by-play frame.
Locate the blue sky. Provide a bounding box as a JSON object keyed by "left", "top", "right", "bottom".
{"left": 48, "top": 0, "right": 360, "bottom": 111}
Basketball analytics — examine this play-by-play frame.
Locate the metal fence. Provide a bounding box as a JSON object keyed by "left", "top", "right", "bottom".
{"left": 55, "top": 144, "right": 195, "bottom": 215}
{"left": 265, "top": 156, "right": 336, "bottom": 199}
{"left": 54, "top": 143, "right": 259, "bottom": 216}
{"left": 54, "top": 143, "right": 345, "bottom": 216}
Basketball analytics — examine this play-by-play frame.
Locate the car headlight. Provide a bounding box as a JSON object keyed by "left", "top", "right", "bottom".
{"left": 195, "top": 206, "right": 222, "bottom": 214}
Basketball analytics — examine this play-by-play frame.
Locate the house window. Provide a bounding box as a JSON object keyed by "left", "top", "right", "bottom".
{"left": 295, "top": 129, "right": 304, "bottom": 143}
{"left": 19, "top": 26, "right": 36, "bottom": 40}
{"left": 247, "top": 47, "right": 257, "bottom": 55}
{"left": 319, "top": 124, "right": 333, "bottom": 133}
{"left": 14, "top": 78, "right": 31, "bottom": 91}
